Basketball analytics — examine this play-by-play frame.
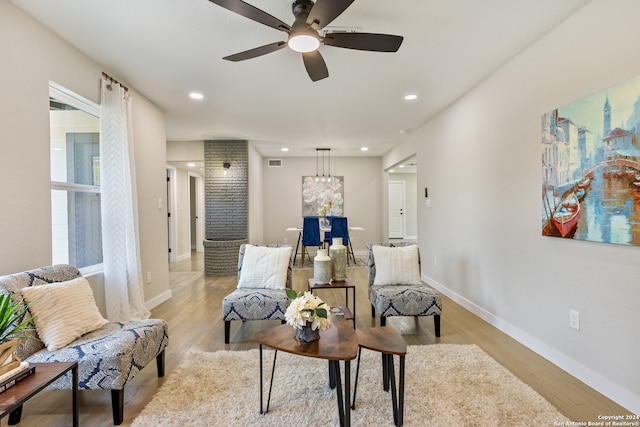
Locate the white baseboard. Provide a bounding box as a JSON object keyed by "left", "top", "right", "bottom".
{"left": 176, "top": 252, "right": 191, "bottom": 262}
{"left": 423, "top": 273, "right": 640, "bottom": 415}
{"left": 146, "top": 290, "right": 172, "bottom": 311}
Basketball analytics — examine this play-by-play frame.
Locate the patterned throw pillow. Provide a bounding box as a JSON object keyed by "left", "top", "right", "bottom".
{"left": 372, "top": 244, "right": 421, "bottom": 286}
{"left": 237, "top": 245, "right": 292, "bottom": 289}
{"left": 20, "top": 277, "right": 109, "bottom": 351}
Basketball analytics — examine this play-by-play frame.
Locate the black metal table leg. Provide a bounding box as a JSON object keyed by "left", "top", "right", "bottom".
{"left": 345, "top": 360, "right": 351, "bottom": 427}
{"left": 259, "top": 346, "right": 278, "bottom": 415}
{"left": 333, "top": 361, "right": 345, "bottom": 427}
{"left": 399, "top": 355, "right": 405, "bottom": 427}
{"left": 351, "top": 347, "right": 363, "bottom": 409}
{"left": 382, "top": 353, "right": 389, "bottom": 391}
{"left": 329, "top": 360, "right": 336, "bottom": 389}
{"left": 388, "top": 355, "right": 398, "bottom": 426}
{"left": 265, "top": 350, "right": 278, "bottom": 414}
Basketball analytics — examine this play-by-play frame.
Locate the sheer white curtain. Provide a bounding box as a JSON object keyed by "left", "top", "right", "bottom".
{"left": 100, "top": 78, "right": 150, "bottom": 321}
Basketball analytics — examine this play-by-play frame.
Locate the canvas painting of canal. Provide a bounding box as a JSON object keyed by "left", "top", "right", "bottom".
{"left": 542, "top": 75, "right": 640, "bottom": 246}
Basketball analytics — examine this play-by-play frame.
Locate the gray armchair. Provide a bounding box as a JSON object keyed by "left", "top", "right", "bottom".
{"left": 366, "top": 242, "right": 442, "bottom": 336}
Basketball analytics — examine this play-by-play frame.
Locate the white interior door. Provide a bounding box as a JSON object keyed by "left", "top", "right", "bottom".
{"left": 388, "top": 180, "right": 405, "bottom": 238}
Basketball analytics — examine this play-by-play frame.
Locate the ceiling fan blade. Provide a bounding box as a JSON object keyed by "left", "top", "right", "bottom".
{"left": 208, "top": 0, "right": 291, "bottom": 32}
{"left": 223, "top": 41, "right": 287, "bottom": 61}
{"left": 324, "top": 32, "right": 404, "bottom": 52}
{"left": 302, "top": 51, "right": 329, "bottom": 82}
{"left": 306, "top": 0, "right": 355, "bottom": 30}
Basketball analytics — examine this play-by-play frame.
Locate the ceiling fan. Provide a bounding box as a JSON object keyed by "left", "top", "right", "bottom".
{"left": 208, "top": 0, "right": 404, "bottom": 81}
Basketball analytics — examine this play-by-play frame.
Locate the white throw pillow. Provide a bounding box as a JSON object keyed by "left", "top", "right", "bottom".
{"left": 238, "top": 245, "right": 292, "bottom": 289}
{"left": 20, "top": 277, "right": 109, "bottom": 351}
{"left": 372, "top": 245, "right": 421, "bottom": 286}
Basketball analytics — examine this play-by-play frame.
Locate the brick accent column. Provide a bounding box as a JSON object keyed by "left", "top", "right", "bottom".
{"left": 203, "top": 140, "right": 248, "bottom": 276}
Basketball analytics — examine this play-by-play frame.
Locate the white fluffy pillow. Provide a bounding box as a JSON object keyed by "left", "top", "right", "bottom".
{"left": 238, "top": 245, "right": 292, "bottom": 289}
{"left": 20, "top": 277, "right": 109, "bottom": 351}
{"left": 372, "top": 245, "right": 421, "bottom": 286}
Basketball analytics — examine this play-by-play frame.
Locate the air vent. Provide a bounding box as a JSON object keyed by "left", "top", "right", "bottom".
{"left": 268, "top": 159, "right": 283, "bottom": 167}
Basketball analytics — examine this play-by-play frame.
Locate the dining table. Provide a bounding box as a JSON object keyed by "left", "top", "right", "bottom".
{"left": 286, "top": 224, "right": 364, "bottom": 265}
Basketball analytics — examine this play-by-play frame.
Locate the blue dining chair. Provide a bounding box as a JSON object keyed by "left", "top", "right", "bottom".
{"left": 301, "top": 216, "right": 322, "bottom": 266}
{"left": 328, "top": 216, "right": 356, "bottom": 265}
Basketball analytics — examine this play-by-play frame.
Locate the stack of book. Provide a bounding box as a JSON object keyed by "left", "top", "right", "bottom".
{"left": 0, "top": 362, "right": 36, "bottom": 393}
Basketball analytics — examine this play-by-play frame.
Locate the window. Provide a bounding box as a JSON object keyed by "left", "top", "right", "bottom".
{"left": 50, "top": 83, "right": 102, "bottom": 270}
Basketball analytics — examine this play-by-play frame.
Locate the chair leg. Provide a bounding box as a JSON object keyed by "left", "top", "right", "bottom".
{"left": 156, "top": 350, "right": 165, "bottom": 377}
{"left": 225, "top": 321, "right": 231, "bottom": 344}
{"left": 380, "top": 316, "right": 386, "bottom": 326}
{"left": 434, "top": 315, "right": 441, "bottom": 337}
{"left": 111, "top": 389, "right": 124, "bottom": 425}
{"left": 371, "top": 304, "right": 376, "bottom": 318}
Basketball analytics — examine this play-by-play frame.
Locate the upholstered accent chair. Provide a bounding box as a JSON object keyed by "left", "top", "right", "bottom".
{"left": 301, "top": 216, "right": 322, "bottom": 267}
{"left": 366, "top": 242, "right": 442, "bottom": 336}
{"left": 330, "top": 216, "right": 355, "bottom": 264}
{"left": 222, "top": 244, "right": 293, "bottom": 343}
{"left": 0, "top": 264, "right": 169, "bottom": 425}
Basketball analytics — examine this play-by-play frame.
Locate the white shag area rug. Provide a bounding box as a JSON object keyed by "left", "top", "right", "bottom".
{"left": 132, "top": 344, "right": 568, "bottom": 426}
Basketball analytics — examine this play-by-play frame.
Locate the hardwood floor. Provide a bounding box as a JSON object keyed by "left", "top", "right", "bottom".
{"left": 3, "top": 252, "right": 631, "bottom": 426}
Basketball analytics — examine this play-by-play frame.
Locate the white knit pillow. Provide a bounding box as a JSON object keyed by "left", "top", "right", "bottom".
{"left": 20, "top": 277, "right": 109, "bottom": 351}
{"left": 372, "top": 245, "right": 421, "bottom": 286}
{"left": 238, "top": 245, "right": 292, "bottom": 289}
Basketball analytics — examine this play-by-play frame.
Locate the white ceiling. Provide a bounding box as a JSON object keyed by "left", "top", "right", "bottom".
{"left": 12, "top": 0, "right": 590, "bottom": 158}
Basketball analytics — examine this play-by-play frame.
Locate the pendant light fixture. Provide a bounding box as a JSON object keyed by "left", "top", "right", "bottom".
{"left": 315, "top": 148, "right": 331, "bottom": 182}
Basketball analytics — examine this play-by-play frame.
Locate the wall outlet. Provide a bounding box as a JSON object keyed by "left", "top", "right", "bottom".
{"left": 283, "top": 237, "right": 288, "bottom": 244}
{"left": 569, "top": 309, "right": 580, "bottom": 330}
{"left": 146, "top": 271, "right": 152, "bottom": 284}
{"left": 433, "top": 256, "right": 438, "bottom": 268}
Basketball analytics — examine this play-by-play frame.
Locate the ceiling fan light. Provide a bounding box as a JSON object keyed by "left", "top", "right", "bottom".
{"left": 288, "top": 34, "right": 320, "bottom": 53}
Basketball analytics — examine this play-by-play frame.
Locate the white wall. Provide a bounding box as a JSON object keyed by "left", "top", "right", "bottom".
{"left": 0, "top": 0, "right": 170, "bottom": 308}
{"left": 384, "top": 0, "right": 640, "bottom": 413}
{"left": 248, "top": 143, "right": 265, "bottom": 243}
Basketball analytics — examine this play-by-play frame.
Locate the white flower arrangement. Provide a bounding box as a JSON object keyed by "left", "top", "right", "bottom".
{"left": 284, "top": 290, "right": 332, "bottom": 331}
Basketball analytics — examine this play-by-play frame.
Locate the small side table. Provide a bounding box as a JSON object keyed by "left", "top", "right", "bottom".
{"left": 0, "top": 362, "right": 78, "bottom": 427}
{"left": 308, "top": 278, "right": 356, "bottom": 328}
{"left": 352, "top": 327, "right": 407, "bottom": 427}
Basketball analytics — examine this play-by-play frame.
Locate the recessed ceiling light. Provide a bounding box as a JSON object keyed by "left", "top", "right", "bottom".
{"left": 404, "top": 94, "right": 418, "bottom": 101}
{"left": 360, "top": 147, "right": 368, "bottom": 151}
{"left": 399, "top": 164, "right": 405, "bottom": 168}
{"left": 389, "top": 169, "right": 395, "bottom": 173}
{"left": 281, "top": 147, "right": 289, "bottom": 152}
{"left": 189, "top": 92, "right": 204, "bottom": 100}
{"left": 187, "top": 162, "right": 196, "bottom": 167}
